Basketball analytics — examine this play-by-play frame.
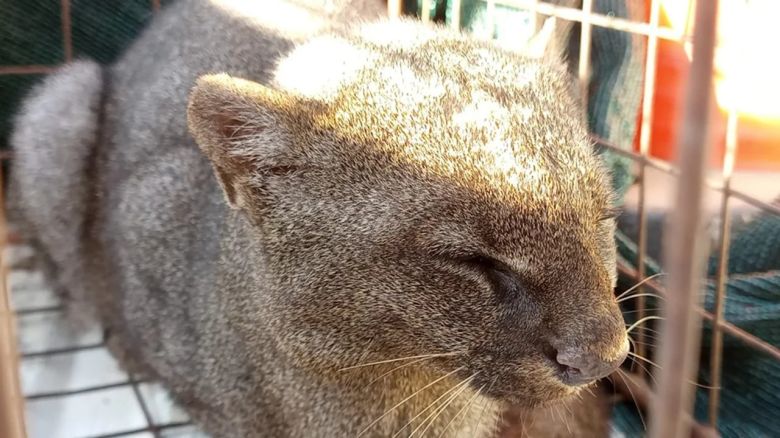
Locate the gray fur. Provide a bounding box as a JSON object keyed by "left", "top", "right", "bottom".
{"left": 10, "top": 0, "right": 627, "bottom": 436}
{"left": 10, "top": 60, "right": 103, "bottom": 304}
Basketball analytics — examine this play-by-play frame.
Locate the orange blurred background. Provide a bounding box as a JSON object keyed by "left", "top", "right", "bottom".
{"left": 636, "top": 0, "right": 780, "bottom": 170}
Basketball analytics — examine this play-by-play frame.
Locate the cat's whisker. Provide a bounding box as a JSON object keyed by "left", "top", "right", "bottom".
{"left": 686, "top": 381, "right": 721, "bottom": 390}
{"left": 621, "top": 307, "right": 663, "bottom": 315}
{"left": 563, "top": 399, "right": 574, "bottom": 417}
{"left": 555, "top": 403, "right": 572, "bottom": 436}
{"left": 520, "top": 408, "right": 539, "bottom": 438}
{"left": 443, "top": 383, "right": 485, "bottom": 438}
{"left": 627, "top": 337, "right": 647, "bottom": 373}
{"left": 562, "top": 404, "right": 573, "bottom": 436}
{"left": 473, "top": 376, "right": 498, "bottom": 437}
{"left": 630, "top": 324, "right": 662, "bottom": 334}
{"left": 627, "top": 335, "right": 637, "bottom": 351}
{"left": 411, "top": 374, "right": 475, "bottom": 437}
{"left": 615, "top": 369, "right": 647, "bottom": 431}
{"left": 390, "top": 375, "right": 472, "bottom": 438}
{"left": 357, "top": 367, "right": 465, "bottom": 437}
{"left": 340, "top": 351, "right": 461, "bottom": 372}
{"left": 628, "top": 328, "right": 663, "bottom": 344}
{"left": 627, "top": 353, "right": 719, "bottom": 390}
{"left": 366, "top": 356, "right": 433, "bottom": 387}
{"left": 627, "top": 336, "right": 659, "bottom": 354}
{"left": 617, "top": 292, "right": 666, "bottom": 304}
{"left": 626, "top": 316, "right": 664, "bottom": 334}
{"left": 615, "top": 273, "right": 666, "bottom": 300}
{"left": 629, "top": 340, "right": 659, "bottom": 350}
{"left": 626, "top": 356, "right": 660, "bottom": 388}
{"left": 627, "top": 351, "right": 662, "bottom": 370}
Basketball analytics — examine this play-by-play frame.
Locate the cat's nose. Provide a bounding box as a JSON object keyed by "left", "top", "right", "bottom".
{"left": 554, "top": 342, "right": 629, "bottom": 386}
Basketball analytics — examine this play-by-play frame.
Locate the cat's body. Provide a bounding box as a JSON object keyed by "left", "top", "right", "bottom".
{"left": 11, "top": 0, "right": 627, "bottom": 436}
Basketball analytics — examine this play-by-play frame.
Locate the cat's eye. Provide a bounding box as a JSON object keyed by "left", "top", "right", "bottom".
{"left": 461, "top": 255, "right": 523, "bottom": 300}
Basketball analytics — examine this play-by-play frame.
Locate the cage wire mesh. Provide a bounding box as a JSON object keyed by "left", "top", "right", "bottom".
{"left": 1, "top": 0, "right": 779, "bottom": 437}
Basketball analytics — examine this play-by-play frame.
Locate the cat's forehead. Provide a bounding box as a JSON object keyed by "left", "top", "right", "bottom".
{"left": 331, "top": 62, "right": 590, "bottom": 192}
{"left": 274, "top": 28, "right": 564, "bottom": 144}
{"left": 274, "top": 27, "right": 543, "bottom": 97}
{"left": 273, "top": 24, "right": 604, "bottom": 205}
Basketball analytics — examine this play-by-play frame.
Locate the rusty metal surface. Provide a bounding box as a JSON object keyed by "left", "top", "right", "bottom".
{"left": 644, "top": 9, "right": 722, "bottom": 429}
{"left": 634, "top": 0, "right": 662, "bottom": 376}
{"left": 707, "top": 109, "right": 739, "bottom": 426}
{"left": 0, "top": 163, "right": 27, "bottom": 438}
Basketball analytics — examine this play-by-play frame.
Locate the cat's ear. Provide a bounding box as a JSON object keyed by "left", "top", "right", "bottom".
{"left": 187, "top": 74, "right": 307, "bottom": 212}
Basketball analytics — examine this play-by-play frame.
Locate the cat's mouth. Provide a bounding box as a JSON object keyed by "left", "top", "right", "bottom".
{"left": 456, "top": 338, "right": 627, "bottom": 406}
{"left": 447, "top": 355, "right": 582, "bottom": 408}
{"left": 473, "top": 373, "right": 579, "bottom": 407}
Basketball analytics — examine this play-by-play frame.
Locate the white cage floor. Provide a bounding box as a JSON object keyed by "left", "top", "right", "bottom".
{"left": 6, "top": 243, "right": 208, "bottom": 438}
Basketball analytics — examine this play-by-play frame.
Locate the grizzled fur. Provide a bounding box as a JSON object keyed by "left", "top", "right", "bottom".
{"left": 10, "top": 0, "right": 627, "bottom": 436}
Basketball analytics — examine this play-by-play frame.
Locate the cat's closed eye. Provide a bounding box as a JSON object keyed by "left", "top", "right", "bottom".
{"left": 459, "top": 255, "right": 526, "bottom": 301}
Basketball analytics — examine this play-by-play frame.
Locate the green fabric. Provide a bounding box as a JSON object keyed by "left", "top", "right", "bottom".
{"left": 586, "top": 0, "right": 642, "bottom": 201}
{"left": 0, "top": 0, "right": 164, "bottom": 150}
{"left": 708, "top": 207, "right": 780, "bottom": 276}
{"left": 616, "top": 223, "right": 780, "bottom": 436}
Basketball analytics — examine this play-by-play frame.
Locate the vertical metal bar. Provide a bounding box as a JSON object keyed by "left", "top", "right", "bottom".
{"left": 577, "top": 0, "right": 594, "bottom": 98}
{"left": 611, "top": 370, "right": 718, "bottom": 438}
{"left": 0, "top": 163, "right": 28, "bottom": 438}
{"left": 529, "top": 0, "right": 538, "bottom": 34}
{"left": 61, "top": 0, "right": 73, "bottom": 62}
{"left": 486, "top": 0, "right": 496, "bottom": 38}
{"left": 650, "top": 1, "right": 719, "bottom": 437}
{"left": 450, "top": 0, "right": 462, "bottom": 30}
{"left": 707, "top": 109, "right": 738, "bottom": 426}
{"left": 421, "top": 0, "right": 433, "bottom": 23}
{"left": 634, "top": 0, "right": 662, "bottom": 376}
{"left": 388, "top": 0, "right": 403, "bottom": 19}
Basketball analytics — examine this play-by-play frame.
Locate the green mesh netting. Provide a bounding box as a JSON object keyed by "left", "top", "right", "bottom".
{"left": 616, "top": 217, "right": 780, "bottom": 436}
{"left": 0, "top": 0, "right": 171, "bottom": 151}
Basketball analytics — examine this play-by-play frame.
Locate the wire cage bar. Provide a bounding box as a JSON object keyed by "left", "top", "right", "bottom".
{"left": 706, "top": 108, "right": 738, "bottom": 425}
{"left": 633, "top": 0, "right": 662, "bottom": 374}
{"left": 0, "top": 166, "right": 26, "bottom": 438}
{"left": 650, "top": 1, "right": 718, "bottom": 436}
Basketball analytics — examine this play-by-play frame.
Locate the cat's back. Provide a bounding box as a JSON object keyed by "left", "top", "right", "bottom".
{"left": 97, "top": 0, "right": 355, "bottom": 278}
{"left": 104, "top": 0, "right": 330, "bottom": 172}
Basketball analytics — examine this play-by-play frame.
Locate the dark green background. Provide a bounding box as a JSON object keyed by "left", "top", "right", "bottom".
{"left": 0, "top": 0, "right": 175, "bottom": 151}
